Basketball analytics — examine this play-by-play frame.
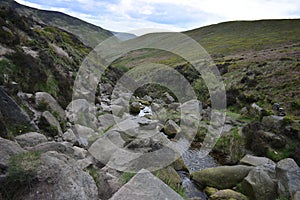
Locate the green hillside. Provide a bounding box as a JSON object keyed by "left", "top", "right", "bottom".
{"left": 0, "top": 0, "right": 113, "bottom": 47}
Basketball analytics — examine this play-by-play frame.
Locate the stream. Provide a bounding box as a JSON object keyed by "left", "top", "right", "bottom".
{"left": 180, "top": 149, "right": 219, "bottom": 200}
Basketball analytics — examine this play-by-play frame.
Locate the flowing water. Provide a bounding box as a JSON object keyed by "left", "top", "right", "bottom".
{"left": 180, "top": 149, "right": 219, "bottom": 200}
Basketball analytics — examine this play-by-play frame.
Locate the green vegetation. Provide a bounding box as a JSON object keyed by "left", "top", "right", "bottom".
{"left": 120, "top": 172, "right": 136, "bottom": 184}
{"left": 85, "top": 167, "right": 101, "bottom": 188}
{"left": 1, "top": 151, "right": 41, "bottom": 199}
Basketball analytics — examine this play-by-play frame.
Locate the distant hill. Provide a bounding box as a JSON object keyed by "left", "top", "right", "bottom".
{"left": 0, "top": 0, "right": 113, "bottom": 48}
{"left": 113, "top": 32, "right": 137, "bottom": 41}
{"left": 185, "top": 19, "right": 300, "bottom": 56}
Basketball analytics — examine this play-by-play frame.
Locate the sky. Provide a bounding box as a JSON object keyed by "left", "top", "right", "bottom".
{"left": 15, "top": 0, "right": 300, "bottom": 35}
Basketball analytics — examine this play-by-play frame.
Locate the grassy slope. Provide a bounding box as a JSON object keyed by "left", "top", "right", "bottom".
{"left": 1, "top": 0, "right": 113, "bottom": 48}
{"left": 110, "top": 19, "right": 300, "bottom": 117}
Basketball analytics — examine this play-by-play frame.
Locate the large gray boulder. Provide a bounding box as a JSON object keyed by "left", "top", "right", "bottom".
{"left": 29, "top": 141, "right": 74, "bottom": 155}
{"left": 15, "top": 132, "right": 47, "bottom": 148}
{"left": 110, "top": 169, "right": 184, "bottom": 200}
{"left": 18, "top": 151, "right": 98, "bottom": 200}
{"left": 0, "top": 137, "right": 25, "bottom": 168}
{"left": 240, "top": 154, "right": 276, "bottom": 166}
{"left": 191, "top": 165, "right": 253, "bottom": 189}
{"left": 276, "top": 158, "right": 300, "bottom": 199}
{"left": 35, "top": 92, "right": 65, "bottom": 121}
{"left": 242, "top": 164, "right": 277, "bottom": 200}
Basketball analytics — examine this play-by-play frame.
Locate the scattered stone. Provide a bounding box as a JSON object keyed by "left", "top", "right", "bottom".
{"left": 129, "top": 101, "right": 141, "bottom": 114}
{"left": 15, "top": 132, "right": 47, "bottom": 148}
{"left": 191, "top": 165, "right": 253, "bottom": 189}
{"left": 210, "top": 189, "right": 248, "bottom": 200}
{"left": 110, "top": 169, "right": 184, "bottom": 200}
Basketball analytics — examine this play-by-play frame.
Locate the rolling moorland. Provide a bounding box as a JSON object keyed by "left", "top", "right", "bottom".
{"left": 0, "top": 0, "right": 299, "bottom": 200}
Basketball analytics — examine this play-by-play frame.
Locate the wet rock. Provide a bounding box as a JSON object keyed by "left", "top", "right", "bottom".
{"left": 110, "top": 169, "right": 184, "bottom": 200}
{"left": 129, "top": 101, "right": 141, "bottom": 114}
{"left": 276, "top": 158, "right": 300, "bottom": 199}
{"left": 210, "top": 189, "right": 248, "bottom": 200}
{"left": 191, "top": 165, "right": 253, "bottom": 189}
{"left": 15, "top": 132, "right": 47, "bottom": 148}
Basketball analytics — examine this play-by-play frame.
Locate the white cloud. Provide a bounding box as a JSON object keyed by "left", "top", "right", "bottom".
{"left": 14, "top": 0, "right": 300, "bottom": 35}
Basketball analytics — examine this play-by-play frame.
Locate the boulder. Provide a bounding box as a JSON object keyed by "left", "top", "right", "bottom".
{"left": 0, "top": 88, "right": 32, "bottom": 135}
{"left": 293, "top": 191, "right": 300, "bottom": 200}
{"left": 191, "top": 165, "right": 253, "bottom": 189}
{"left": 0, "top": 137, "right": 25, "bottom": 168}
{"left": 162, "top": 92, "right": 175, "bottom": 104}
{"left": 210, "top": 189, "right": 248, "bottom": 200}
{"left": 110, "top": 169, "right": 184, "bottom": 200}
{"left": 154, "top": 166, "right": 182, "bottom": 188}
{"left": 261, "top": 115, "right": 284, "bottom": 133}
{"left": 240, "top": 154, "right": 276, "bottom": 166}
{"left": 66, "top": 99, "right": 98, "bottom": 129}
{"left": 242, "top": 164, "right": 277, "bottom": 200}
{"left": 164, "top": 119, "right": 181, "bottom": 137}
{"left": 15, "top": 132, "right": 47, "bottom": 148}
{"left": 39, "top": 111, "right": 63, "bottom": 137}
{"left": 35, "top": 92, "right": 65, "bottom": 121}
{"left": 28, "top": 141, "right": 74, "bottom": 155}
{"left": 72, "top": 146, "right": 87, "bottom": 159}
{"left": 18, "top": 151, "right": 98, "bottom": 200}
{"left": 204, "top": 186, "right": 218, "bottom": 196}
{"left": 62, "top": 129, "right": 77, "bottom": 144}
{"left": 276, "top": 158, "right": 300, "bottom": 199}
{"left": 129, "top": 101, "right": 141, "bottom": 114}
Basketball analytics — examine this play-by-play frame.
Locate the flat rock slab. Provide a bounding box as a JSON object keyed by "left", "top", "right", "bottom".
{"left": 110, "top": 169, "right": 184, "bottom": 200}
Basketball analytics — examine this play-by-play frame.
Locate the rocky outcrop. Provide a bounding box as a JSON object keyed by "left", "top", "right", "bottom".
{"left": 191, "top": 165, "right": 253, "bottom": 189}
{"left": 110, "top": 169, "right": 184, "bottom": 200}
{"left": 39, "top": 111, "right": 63, "bottom": 137}
{"left": 164, "top": 119, "right": 181, "bottom": 137}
